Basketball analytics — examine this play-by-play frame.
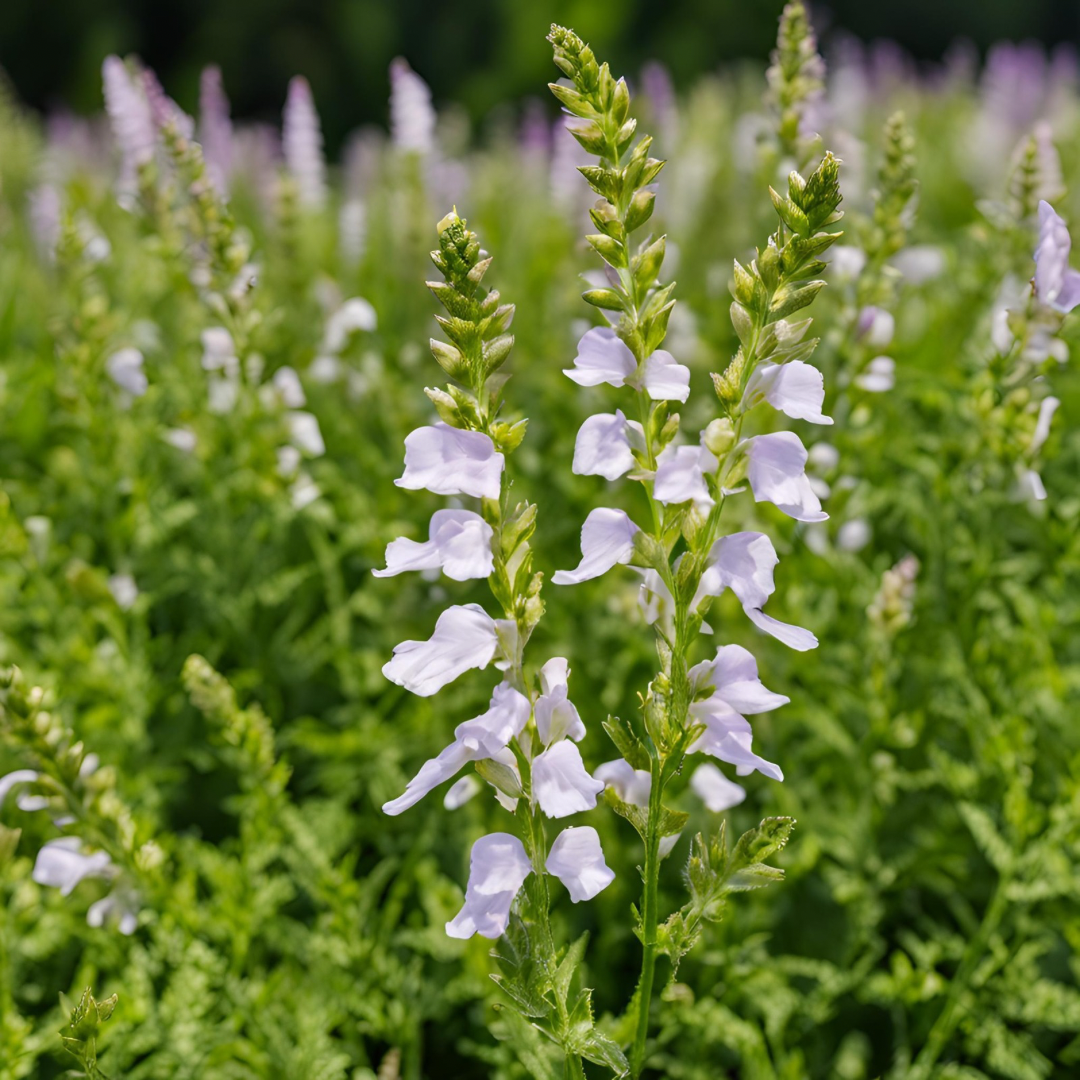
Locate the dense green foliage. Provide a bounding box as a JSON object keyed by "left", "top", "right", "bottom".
{"left": 1, "top": 16, "right": 1079, "bottom": 1079}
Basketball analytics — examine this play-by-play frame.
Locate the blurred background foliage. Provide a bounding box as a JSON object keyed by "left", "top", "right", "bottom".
{"left": 1, "top": 0, "right": 1079, "bottom": 153}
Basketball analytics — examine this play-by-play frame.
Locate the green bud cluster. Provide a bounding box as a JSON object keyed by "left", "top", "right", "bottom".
{"left": 715, "top": 152, "right": 843, "bottom": 412}
{"left": 547, "top": 24, "right": 674, "bottom": 362}
{"left": 857, "top": 112, "right": 919, "bottom": 308}
{"left": 1008, "top": 126, "right": 1065, "bottom": 225}
{"left": 59, "top": 987, "right": 118, "bottom": 1079}
{"left": 424, "top": 211, "right": 524, "bottom": 452}
{"left": 766, "top": 0, "right": 825, "bottom": 166}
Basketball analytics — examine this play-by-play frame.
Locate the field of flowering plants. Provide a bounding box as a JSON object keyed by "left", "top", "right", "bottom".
{"left": 1, "top": 4, "right": 1079, "bottom": 1078}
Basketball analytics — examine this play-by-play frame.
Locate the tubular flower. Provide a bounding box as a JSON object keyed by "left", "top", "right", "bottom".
{"left": 552, "top": 508, "right": 639, "bottom": 585}
{"left": 374, "top": 509, "right": 495, "bottom": 581}
{"left": 382, "top": 603, "right": 509, "bottom": 697}
{"left": 564, "top": 327, "right": 690, "bottom": 402}
{"left": 698, "top": 532, "right": 818, "bottom": 650}
{"left": 1034, "top": 200, "right": 1080, "bottom": 313}
{"left": 572, "top": 410, "right": 642, "bottom": 480}
{"left": 743, "top": 432, "right": 829, "bottom": 522}
{"left": 382, "top": 683, "right": 531, "bottom": 814}
{"left": 396, "top": 423, "right": 505, "bottom": 499}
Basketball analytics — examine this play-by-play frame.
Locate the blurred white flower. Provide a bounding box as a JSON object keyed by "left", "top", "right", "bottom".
{"left": 107, "top": 573, "right": 139, "bottom": 610}
{"left": 106, "top": 348, "right": 147, "bottom": 397}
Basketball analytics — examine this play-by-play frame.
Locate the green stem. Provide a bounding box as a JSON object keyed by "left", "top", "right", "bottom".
{"left": 906, "top": 876, "right": 1010, "bottom": 1080}
{"left": 630, "top": 750, "right": 664, "bottom": 1078}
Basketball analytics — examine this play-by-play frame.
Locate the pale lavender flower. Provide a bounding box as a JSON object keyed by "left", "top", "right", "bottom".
{"left": 142, "top": 67, "right": 193, "bottom": 139}
{"left": 690, "top": 763, "right": 746, "bottom": 812}
{"left": 396, "top": 424, "right": 504, "bottom": 499}
{"left": 446, "top": 833, "right": 534, "bottom": 939}
{"left": 564, "top": 327, "right": 689, "bottom": 402}
{"left": 106, "top": 347, "right": 148, "bottom": 397}
{"left": 101, "top": 56, "right": 155, "bottom": 197}
{"left": 390, "top": 59, "right": 436, "bottom": 154}
{"left": 28, "top": 183, "right": 62, "bottom": 260}
{"left": 743, "top": 432, "right": 828, "bottom": 523}
{"left": 199, "top": 65, "right": 233, "bottom": 197}
{"left": 743, "top": 361, "right": 833, "bottom": 425}
{"left": 545, "top": 826, "right": 614, "bottom": 902}
{"left": 553, "top": 508, "right": 639, "bottom": 585}
{"left": 856, "top": 356, "right": 896, "bottom": 393}
{"left": 283, "top": 76, "right": 327, "bottom": 210}
{"left": 1034, "top": 201, "right": 1080, "bottom": 313}
{"left": 374, "top": 509, "right": 495, "bottom": 582}
{"left": 572, "top": 410, "right": 641, "bottom": 480}
{"left": 33, "top": 838, "right": 113, "bottom": 896}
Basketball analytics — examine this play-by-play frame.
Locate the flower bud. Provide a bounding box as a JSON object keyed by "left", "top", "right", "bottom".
{"left": 702, "top": 418, "right": 736, "bottom": 456}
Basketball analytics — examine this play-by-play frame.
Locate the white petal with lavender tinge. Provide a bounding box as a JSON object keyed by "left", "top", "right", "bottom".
{"left": 396, "top": 423, "right": 504, "bottom": 499}
{"left": 533, "top": 741, "right": 605, "bottom": 818}
{"left": 32, "top": 838, "right": 113, "bottom": 896}
{"left": 445, "top": 833, "right": 533, "bottom": 939}
{"left": 573, "top": 411, "right": 636, "bottom": 480}
{"left": 690, "top": 701, "right": 783, "bottom": 782}
{"left": 639, "top": 350, "right": 691, "bottom": 402}
{"left": 594, "top": 758, "right": 651, "bottom": 808}
{"left": 690, "top": 763, "right": 746, "bottom": 812}
{"left": 374, "top": 509, "right": 494, "bottom": 581}
{"left": 1035, "top": 201, "right": 1080, "bottom": 313}
{"left": 546, "top": 826, "right": 615, "bottom": 902}
{"left": 563, "top": 327, "right": 636, "bottom": 388}
{"left": 553, "top": 508, "right": 639, "bottom": 585}
{"left": 534, "top": 658, "right": 586, "bottom": 744}
{"left": 382, "top": 604, "right": 501, "bottom": 697}
{"left": 745, "top": 432, "right": 828, "bottom": 522}
{"left": 688, "top": 644, "right": 789, "bottom": 714}
{"left": 745, "top": 361, "right": 832, "bottom": 424}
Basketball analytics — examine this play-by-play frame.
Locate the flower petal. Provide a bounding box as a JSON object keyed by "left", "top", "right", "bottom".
{"left": 594, "top": 758, "right": 652, "bottom": 808}
{"left": 563, "top": 327, "right": 636, "bottom": 388}
{"left": 533, "top": 741, "right": 604, "bottom": 818}
{"left": 744, "top": 607, "right": 818, "bottom": 651}
{"left": 382, "top": 603, "right": 500, "bottom": 697}
{"left": 745, "top": 432, "right": 828, "bottom": 522}
{"left": 535, "top": 658, "right": 586, "bottom": 744}
{"left": 654, "top": 445, "right": 715, "bottom": 507}
{"left": 382, "top": 741, "right": 473, "bottom": 816}
{"left": 573, "top": 411, "right": 635, "bottom": 480}
{"left": 446, "top": 832, "right": 533, "bottom": 939}
{"left": 396, "top": 423, "right": 504, "bottom": 499}
{"left": 33, "top": 838, "right": 113, "bottom": 897}
{"left": 688, "top": 644, "right": 790, "bottom": 713}
{"left": 690, "top": 703, "right": 783, "bottom": 782}
{"left": 699, "top": 532, "right": 777, "bottom": 610}
{"left": 745, "top": 361, "right": 832, "bottom": 424}
{"left": 690, "top": 763, "right": 747, "bottom": 812}
{"left": 374, "top": 509, "right": 494, "bottom": 581}
{"left": 454, "top": 683, "right": 532, "bottom": 757}
{"left": 639, "top": 349, "right": 690, "bottom": 402}
{"left": 546, "top": 826, "right": 615, "bottom": 902}
{"left": 553, "top": 508, "right": 639, "bottom": 585}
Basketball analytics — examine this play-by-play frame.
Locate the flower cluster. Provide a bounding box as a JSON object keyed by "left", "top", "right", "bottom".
{"left": 376, "top": 211, "right": 615, "bottom": 942}
{"left": 547, "top": 21, "right": 842, "bottom": 1072}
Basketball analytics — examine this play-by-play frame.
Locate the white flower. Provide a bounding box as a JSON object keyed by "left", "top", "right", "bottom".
{"left": 1018, "top": 468, "right": 1048, "bottom": 502}
{"left": 287, "top": 411, "right": 326, "bottom": 457}
{"left": 594, "top": 758, "right": 651, "bottom": 807}
{"left": 87, "top": 890, "right": 139, "bottom": 935}
{"left": 563, "top": 327, "right": 690, "bottom": 402}
{"left": 534, "top": 658, "right": 586, "bottom": 744}
{"left": 201, "top": 327, "right": 239, "bottom": 375}
{"left": 290, "top": 475, "right": 321, "bottom": 509}
{"left": 282, "top": 76, "right": 327, "bottom": 210}
{"left": 444, "top": 775, "right": 482, "bottom": 810}
{"left": 688, "top": 643, "right": 790, "bottom": 713}
{"left": 856, "top": 306, "right": 895, "bottom": 347}
{"left": 553, "top": 508, "right": 639, "bottom": 585}
{"left": 446, "top": 832, "right": 534, "bottom": 939}
{"left": 533, "top": 740, "right": 604, "bottom": 819}
{"left": 163, "top": 427, "right": 197, "bottom": 453}
{"left": 573, "top": 411, "right": 641, "bottom": 480}
{"left": 32, "top": 838, "right": 113, "bottom": 896}
{"left": 828, "top": 245, "right": 866, "bottom": 282}
{"left": 382, "top": 603, "right": 505, "bottom": 697}
{"left": 309, "top": 355, "right": 343, "bottom": 383}
{"left": 396, "top": 423, "right": 505, "bottom": 499}
{"left": 382, "top": 683, "right": 530, "bottom": 814}
{"left": 272, "top": 366, "right": 306, "bottom": 408}
{"left": 855, "top": 356, "right": 895, "bottom": 393}
{"left": 744, "top": 433, "right": 828, "bottom": 523}
{"left": 690, "top": 763, "right": 746, "bottom": 812}
{"left": 892, "top": 245, "right": 946, "bottom": 284}
{"left": 106, "top": 348, "right": 147, "bottom": 397}
{"left": 208, "top": 377, "right": 239, "bottom": 414}
{"left": 837, "top": 518, "right": 872, "bottom": 552}
{"left": 545, "top": 826, "right": 615, "bottom": 902}
{"left": 324, "top": 298, "right": 377, "bottom": 353}
{"left": 689, "top": 699, "right": 783, "bottom": 781}
{"left": 374, "top": 509, "right": 494, "bottom": 582}
{"left": 0, "top": 769, "right": 44, "bottom": 812}
{"left": 743, "top": 361, "right": 833, "bottom": 425}
{"left": 698, "top": 532, "right": 818, "bottom": 651}
{"left": 390, "top": 58, "right": 436, "bottom": 155}
{"left": 107, "top": 573, "right": 139, "bottom": 610}
{"left": 1030, "top": 395, "right": 1060, "bottom": 455}
{"left": 653, "top": 444, "right": 716, "bottom": 508}
{"left": 1034, "top": 200, "right": 1080, "bottom": 313}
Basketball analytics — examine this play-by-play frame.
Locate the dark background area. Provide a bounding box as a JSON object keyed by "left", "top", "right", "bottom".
{"left": 2, "top": 0, "right": 1079, "bottom": 154}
